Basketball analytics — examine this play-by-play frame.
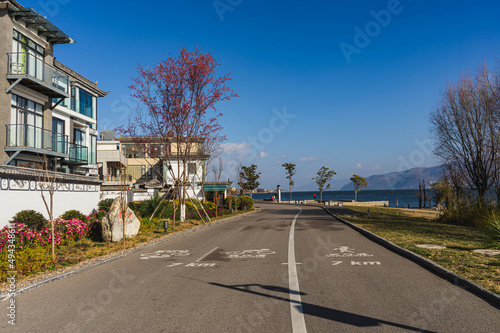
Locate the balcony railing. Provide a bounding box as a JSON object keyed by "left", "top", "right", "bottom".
{"left": 6, "top": 124, "right": 68, "bottom": 154}
{"left": 69, "top": 143, "right": 88, "bottom": 164}
{"left": 7, "top": 52, "right": 69, "bottom": 96}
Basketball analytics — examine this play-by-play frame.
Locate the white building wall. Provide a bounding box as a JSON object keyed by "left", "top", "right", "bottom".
{"left": 164, "top": 159, "right": 204, "bottom": 199}
{"left": 0, "top": 179, "right": 100, "bottom": 229}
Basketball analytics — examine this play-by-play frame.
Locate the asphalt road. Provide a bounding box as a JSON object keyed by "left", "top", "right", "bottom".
{"left": 2, "top": 203, "right": 499, "bottom": 332}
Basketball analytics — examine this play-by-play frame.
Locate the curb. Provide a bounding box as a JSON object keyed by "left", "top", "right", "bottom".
{"left": 0, "top": 209, "right": 259, "bottom": 302}
{"left": 318, "top": 205, "right": 500, "bottom": 308}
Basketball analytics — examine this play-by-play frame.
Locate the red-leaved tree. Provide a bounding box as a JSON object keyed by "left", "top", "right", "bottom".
{"left": 118, "top": 45, "right": 237, "bottom": 222}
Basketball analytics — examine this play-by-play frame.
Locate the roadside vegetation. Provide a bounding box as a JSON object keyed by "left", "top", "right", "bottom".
{"left": 340, "top": 206, "right": 500, "bottom": 295}
{"left": 0, "top": 196, "right": 254, "bottom": 288}
{"left": 428, "top": 62, "right": 500, "bottom": 241}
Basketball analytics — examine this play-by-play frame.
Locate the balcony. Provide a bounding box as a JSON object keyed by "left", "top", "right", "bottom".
{"left": 6, "top": 52, "right": 69, "bottom": 99}
{"left": 5, "top": 124, "right": 69, "bottom": 160}
{"left": 68, "top": 143, "right": 88, "bottom": 164}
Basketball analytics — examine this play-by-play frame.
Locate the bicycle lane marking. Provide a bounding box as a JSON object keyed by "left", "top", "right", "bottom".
{"left": 288, "top": 207, "right": 307, "bottom": 333}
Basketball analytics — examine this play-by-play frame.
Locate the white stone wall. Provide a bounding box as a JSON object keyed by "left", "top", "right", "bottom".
{"left": 0, "top": 177, "right": 100, "bottom": 229}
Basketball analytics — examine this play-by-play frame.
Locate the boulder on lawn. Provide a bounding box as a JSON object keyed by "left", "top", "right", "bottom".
{"left": 101, "top": 196, "right": 140, "bottom": 242}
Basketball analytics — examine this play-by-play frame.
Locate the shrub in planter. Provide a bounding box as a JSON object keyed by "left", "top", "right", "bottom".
{"left": 239, "top": 196, "right": 254, "bottom": 210}
{"left": 140, "top": 219, "right": 159, "bottom": 233}
{"left": 98, "top": 198, "right": 114, "bottom": 212}
{"left": 0, "top": 245, "right": 55, "bottom": 282}
{"left": 128, "top": 202, "right": 140, "bottom": 213}
{"left": 203, "top": 201, "right": 216, "bottom": 210}
{"left": 224, "top": 195, "right": 240, "bottom": 210}
{"left": 86, "top": 211, "right": 105, "bottom": 242}
{"left": 59, "top": 210, "right": 86, "bottom": 222}
{"left": 11, "top": 210, "right": 47, "bottom": 231}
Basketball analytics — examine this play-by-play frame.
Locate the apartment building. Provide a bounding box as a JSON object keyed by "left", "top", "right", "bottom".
{"left": 0, "top": 1, "right": 107, "bottom": 225}
{"left": 0, "top": 0, "right": 107, "bottom": 173}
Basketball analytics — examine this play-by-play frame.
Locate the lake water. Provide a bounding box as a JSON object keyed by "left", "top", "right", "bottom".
{"left": 251, "top": 189, "right": 434, "bottom": 208}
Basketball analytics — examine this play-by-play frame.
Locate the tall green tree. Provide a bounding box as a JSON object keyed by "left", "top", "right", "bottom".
{"left": 239, "top": 164, "right": 261, "bottom": 197}
{"left": 312, "top": 167, "right": 336, "bottom": 202}
{"left": 350, "top": 174, "right": 367, "bottom": 202}
{"left": 282, "top": 163, "right": 296, "bottom": 202}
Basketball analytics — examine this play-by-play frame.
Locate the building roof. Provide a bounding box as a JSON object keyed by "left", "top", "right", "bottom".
{"left": 1, "top": 1, "right": 74, "bottom": 44}
{"left": 54, "top": 60, "right": 109, "bottom": 97}
{"left": 118, "top": 135, "right": 205, "bottom": 144}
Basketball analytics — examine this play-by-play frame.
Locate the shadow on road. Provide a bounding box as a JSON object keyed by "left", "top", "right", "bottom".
{"left": 209, "top": 282, "right": 436, "bottom": 332}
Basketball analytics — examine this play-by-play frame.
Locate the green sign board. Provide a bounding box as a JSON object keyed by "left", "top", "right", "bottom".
{"left": 203, "top": 185, "right": 227, "bottom": 191}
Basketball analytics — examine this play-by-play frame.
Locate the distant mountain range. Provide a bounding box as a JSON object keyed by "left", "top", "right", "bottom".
{"left": 340, "top": 165, "right": 444, "bottom": 191}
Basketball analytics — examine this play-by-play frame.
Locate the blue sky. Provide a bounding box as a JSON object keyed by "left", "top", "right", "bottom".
{"left": 30, "top": 0, "right": 500, "bottom": 189}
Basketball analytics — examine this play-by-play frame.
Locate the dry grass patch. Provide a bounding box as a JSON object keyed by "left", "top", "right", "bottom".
{"left": 339, "top": 206, "right": 500, "bottom": 295}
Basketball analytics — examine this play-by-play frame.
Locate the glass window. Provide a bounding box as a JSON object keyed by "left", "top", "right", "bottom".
{"left": 74, "top": 129, "right": 85, "bottom": 146}
{"left": 79, "top": 89, "right": 95, "bottom": 118}
{"left": 12, "top": 29, "right": 44, "bottom": 61}
{"left": 147, "top": 144, "right": 166, "bottom": 158}
{"left": 126, "top": 165, "right": 144, "bottom": 181}
{"left": 71, "top": 86, "right": 77, "bottom": 112}
{"left": 188, "top": 162, "right": 197, "bottom": 174}
{"left": 10, "top": 95, "right": 44, "bottom": 149}
{"left": 89, "top": 135, "right": 97, "bottom": 164}
{"left": 12, "top": 30, "right": 45, "bottom": 80}
{"left": 52, "top": 117, "right": 66, "bottom": 154}
{"left": 122, "top": 143, "right": 145, "bottom": 158}
{"left": 11, "top": 95, "right": 43, "bottom": 127}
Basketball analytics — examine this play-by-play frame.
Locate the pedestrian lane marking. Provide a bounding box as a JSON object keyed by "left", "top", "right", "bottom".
{"left": 326, "top": 246, "right": 373, "bottom": 258}
{"left": 140, "top": 250, "right": 190, "bottom": 260}
{"left": 226, "top": 249, "right": 275, "bottom": 259}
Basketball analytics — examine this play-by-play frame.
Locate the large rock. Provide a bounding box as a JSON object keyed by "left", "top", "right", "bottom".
{"left": 101, "top": 196, "right": 140, "bottom": 242}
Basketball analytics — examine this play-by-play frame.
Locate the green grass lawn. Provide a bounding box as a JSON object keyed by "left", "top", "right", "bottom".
{"left": 337, "top": 206, "right": 500, "bottom": 295}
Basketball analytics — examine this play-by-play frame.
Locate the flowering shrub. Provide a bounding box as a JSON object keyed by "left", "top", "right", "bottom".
{"left": 0, "top": 218, "right": 88, "bottom": 253}
{"left": 53, "top": 218, "right": 88, "bottom": 243}
{"left": 87, "top": 210, "right": 106, "bottom": 224}
{"left": 0, "top": 223, "right": 60, "bottom": 252}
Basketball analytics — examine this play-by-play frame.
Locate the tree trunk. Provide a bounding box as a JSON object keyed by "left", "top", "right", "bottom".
{"left": 50, "top": 201, "right": 54, "bottom": 259}
{"left": 423, "top": 180, "right": 427, "bottom": 208}
{"left": 418, "top": 184, "right": 423, "bottom": 208}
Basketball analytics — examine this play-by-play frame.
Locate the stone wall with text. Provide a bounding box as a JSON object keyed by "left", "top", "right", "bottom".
{"left": 0, "top": 166, "right": 101, "bottom": 228}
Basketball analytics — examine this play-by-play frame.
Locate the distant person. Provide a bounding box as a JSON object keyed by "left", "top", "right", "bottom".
{"left": 314, "top": 193, "right": 316, "bottom": 201}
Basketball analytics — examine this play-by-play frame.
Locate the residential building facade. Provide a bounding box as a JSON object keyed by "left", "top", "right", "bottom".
{"left": 0, "top": 1, "right": 107, "bottom": 225}
{"left": 1, "top": 0, "right": 107, "bottom": 173}
{"left": 105, "top": 136, "right": 209, "bottom": 200}
{"left": 97, "top": 130, "right": 128, "bottom": 187}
